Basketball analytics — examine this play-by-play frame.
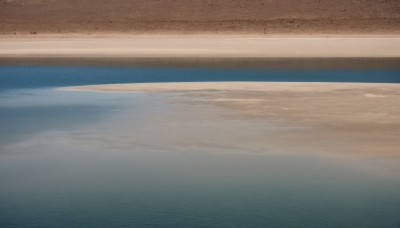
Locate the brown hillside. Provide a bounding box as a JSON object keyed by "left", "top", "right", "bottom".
{"left": 1, "top": 0, "right": 399, "bottom": 34}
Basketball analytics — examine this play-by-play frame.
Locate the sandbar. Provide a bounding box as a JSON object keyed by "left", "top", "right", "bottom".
{"left": 68, "top": 82, "right": 400, "bottom": 155}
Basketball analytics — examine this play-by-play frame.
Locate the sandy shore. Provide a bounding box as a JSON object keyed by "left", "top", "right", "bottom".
{"left": 69, "top": 81, "right": 400, "bottom": 93}
{"left": 1, "top": 36, "right": 400, "bottom": 58}
{"left": 68, "top": 82, "right": 400, "bottom": 155}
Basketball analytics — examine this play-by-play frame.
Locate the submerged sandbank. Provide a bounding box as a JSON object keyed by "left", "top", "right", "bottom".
{"left": 67, "top": 82, "right": 400, "bottom": 155}
{"left": 68, "top": 81, "right": 400, "bottom": 92}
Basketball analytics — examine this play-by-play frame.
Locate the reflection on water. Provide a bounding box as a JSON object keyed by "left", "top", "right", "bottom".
{"left": 1, "top": 86, "right": 400, "bottom": 228}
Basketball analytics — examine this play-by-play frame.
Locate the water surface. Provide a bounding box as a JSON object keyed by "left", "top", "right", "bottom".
{"left": 1, "top": 66, "right": 400, "bottom": 228}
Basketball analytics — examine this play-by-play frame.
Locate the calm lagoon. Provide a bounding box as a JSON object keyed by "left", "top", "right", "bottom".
{"left": 1, "top": 66, "right": 400, "bottom": 228}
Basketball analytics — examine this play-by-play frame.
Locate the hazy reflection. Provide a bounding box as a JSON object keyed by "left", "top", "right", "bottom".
{"left": 1, "top": 87, "right": 400, "bottom": 228}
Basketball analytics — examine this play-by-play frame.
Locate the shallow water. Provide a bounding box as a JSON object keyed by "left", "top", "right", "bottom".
{"left": 1, "top": 66, "right": 400, "bottom": 91}
{"left": 1, "top": 66, "right": 400, "bottom": 228}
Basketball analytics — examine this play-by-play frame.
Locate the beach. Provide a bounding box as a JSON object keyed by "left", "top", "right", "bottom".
{"left": 1, "top": 35, "right": 400, "bottom": 58}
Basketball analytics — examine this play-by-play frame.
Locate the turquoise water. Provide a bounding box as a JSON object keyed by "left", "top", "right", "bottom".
{"left": 1, "top": 66, "right": 400, "bottom": 91}
{"left": 1, "top": 66, "right": 400, "bottom": 228}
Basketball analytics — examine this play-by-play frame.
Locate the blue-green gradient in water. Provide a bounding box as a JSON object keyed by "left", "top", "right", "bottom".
{"left": 1, "top": 66, "right": 400, "bottom": 91}
{"left": 0, "top": 66, "right": 400, "bottom": 228}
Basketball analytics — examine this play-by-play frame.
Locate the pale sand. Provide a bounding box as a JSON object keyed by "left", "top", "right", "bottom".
{"left": 69, "top": 81, "right": 400, "bottom": 93}
{"left": 1, "top": 36, "right": 400, "bottom": 58}
{"left": 68, "top": 82, "right": 400, "bottom": 155}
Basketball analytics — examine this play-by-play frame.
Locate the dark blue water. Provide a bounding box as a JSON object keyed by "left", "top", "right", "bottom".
{"left": 1, "top": 66, "right": 400, "bottom": 228}
{"left": 1, "top": 66, "right": 399, "bottom": 91}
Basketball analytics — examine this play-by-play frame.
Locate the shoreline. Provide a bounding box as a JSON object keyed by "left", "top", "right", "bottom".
{"left": 1, "top": 35, "right": 400, "bottom": 58}
{"left": 66, "top": 81, "right": 400, "bottom": 93}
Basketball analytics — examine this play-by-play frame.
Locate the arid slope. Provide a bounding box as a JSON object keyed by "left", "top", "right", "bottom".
{"left": 1, "top": 0, "right": 399, "bottom": 34}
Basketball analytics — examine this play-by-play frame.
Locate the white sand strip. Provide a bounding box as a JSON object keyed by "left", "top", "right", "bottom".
{"left": 67, "top": 82, "right": 400, "bottom": 93}
{"left": 1, "top": 36, "right": 400, "bottom": 58}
